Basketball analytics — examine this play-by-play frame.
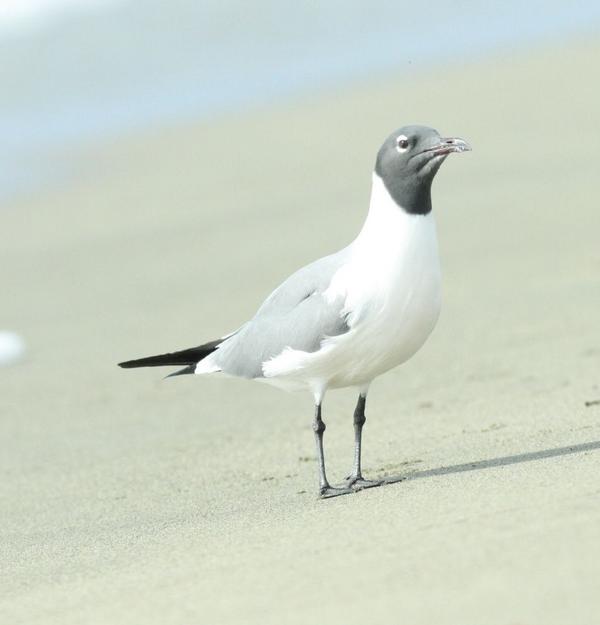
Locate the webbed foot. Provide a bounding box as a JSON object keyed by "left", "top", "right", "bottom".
{"left": 345, "top": 476, "right": 383, "bottom": 491}
{"left": 318, "top": 485, "right": 355, "bottom": 499}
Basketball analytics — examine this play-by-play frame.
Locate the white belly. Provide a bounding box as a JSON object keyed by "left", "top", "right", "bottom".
{"left": 319, "top": 211, "right": 441, "bottom": 388}
{"left": 263, "top": 177, "right": 442, "bottom": 395}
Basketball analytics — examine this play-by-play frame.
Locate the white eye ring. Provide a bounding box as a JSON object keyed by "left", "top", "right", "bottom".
{"left": 396, "top": 135, "right": 409, "bottom": 153}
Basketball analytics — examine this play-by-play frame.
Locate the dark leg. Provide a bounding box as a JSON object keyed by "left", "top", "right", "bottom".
{"left": 345, "top": 394, "right": 383, "bottom": 490}
{"left": 313, "top": 404, "right": 352, "bottom": 498}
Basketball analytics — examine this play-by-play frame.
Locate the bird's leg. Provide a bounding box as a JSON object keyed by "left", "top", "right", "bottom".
{"left": 345, "top": 394, "right": 383, "bottom": 490}
{"left": 313, "top": 403, "right": 352, "bottom": 498}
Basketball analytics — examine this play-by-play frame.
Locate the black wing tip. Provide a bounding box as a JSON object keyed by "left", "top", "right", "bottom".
{"left": 118, "top": 357, "right": 167, "bottom": 368}
{"left": 117, "top": 361, "right": 196, "bottom": 377}
{"left": 118, "top": 360, "right": 138, "bottom": 368}
{"left": 117, "top": 339, "right": 223, "bottom": 370}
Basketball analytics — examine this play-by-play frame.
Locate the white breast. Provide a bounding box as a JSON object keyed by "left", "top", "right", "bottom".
{"left": 263, "top": 174, "right": 441, "bottom": 395}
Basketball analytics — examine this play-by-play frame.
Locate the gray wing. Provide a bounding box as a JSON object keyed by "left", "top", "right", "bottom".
{"left": 212, "top": 249, "right": 351, "bottom": 378}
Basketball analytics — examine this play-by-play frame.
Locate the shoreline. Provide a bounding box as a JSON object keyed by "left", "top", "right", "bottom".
{"left": 3, "top": 26, "right": 600, "bottom": 208}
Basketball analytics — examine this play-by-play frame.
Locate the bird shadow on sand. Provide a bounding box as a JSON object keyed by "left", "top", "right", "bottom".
{"left": 382, "top": 439, "right": 600, "bottom": 486}
{"left": 324, "top": 439, "right": 600, "bottom": 498}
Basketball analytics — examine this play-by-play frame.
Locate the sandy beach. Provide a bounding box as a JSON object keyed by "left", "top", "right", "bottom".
{"left": 2, "top": 36, "right": 600, "bottom": 624}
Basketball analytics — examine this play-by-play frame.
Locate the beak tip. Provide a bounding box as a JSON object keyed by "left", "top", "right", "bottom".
{"left": 451, "top": 137, "right": 472, "bottom": 153}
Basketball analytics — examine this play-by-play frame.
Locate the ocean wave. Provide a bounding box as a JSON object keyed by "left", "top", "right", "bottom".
{"left": 0, "top": 0, "right": 124, "bottom": 36}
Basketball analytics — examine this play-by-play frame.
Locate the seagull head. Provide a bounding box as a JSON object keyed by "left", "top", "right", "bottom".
{"left": 375, "top": 125, "right": 471, "bottom": 215}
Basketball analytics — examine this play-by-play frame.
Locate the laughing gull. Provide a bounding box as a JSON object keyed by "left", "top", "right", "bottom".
{"left": 119, "top": 125, "right": 471, "bottom": 498}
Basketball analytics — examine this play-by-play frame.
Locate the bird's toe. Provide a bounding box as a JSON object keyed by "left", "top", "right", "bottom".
{"left": 345, "top": 476, "right": 384, "bottom": 491}
{"left": 318, "top": 485, "right": 354, "bottom": 499}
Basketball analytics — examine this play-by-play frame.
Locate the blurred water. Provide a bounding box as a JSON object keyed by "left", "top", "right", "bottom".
{"left": 2, "top": 0, "right": 600, "bottom": 203}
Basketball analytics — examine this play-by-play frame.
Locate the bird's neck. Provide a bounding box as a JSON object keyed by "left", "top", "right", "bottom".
{"left": 355, "top": 174, "right": 433, "bottom": 248}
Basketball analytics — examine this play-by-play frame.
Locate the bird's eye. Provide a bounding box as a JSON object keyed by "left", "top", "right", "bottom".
{"left": 396, "top": 136, "right": 409, "bottom": 152}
